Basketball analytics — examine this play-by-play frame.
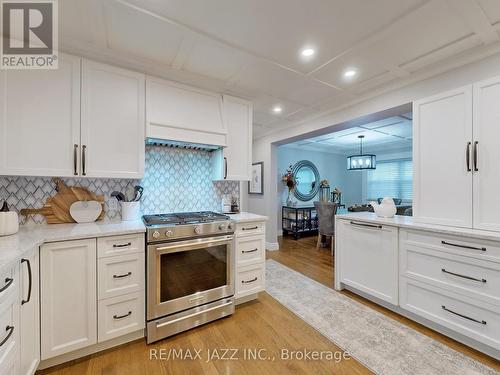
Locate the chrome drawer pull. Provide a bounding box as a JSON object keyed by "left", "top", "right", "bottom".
{"left": 441, "top": 241, "right": 486, "bottom": 252}
{"left": 113, "top": 311, "right": 132, "bottom": 320}
{"left": 441, "top": 268, "right": 486, "bottom": 283}
{"left": 0, "top": 326, "right": 14, "bottom": 347}
{"left": 350, "top": 221, "right": 382, "bottom": 229}
{"left": 242, "top": 226, "right": 258, "bottom": 231}
{"left": 113, "top": 272, "right": 132, "bottom": 279}
{"left": 242, "top": 277, "right": 258, "bottom": 284}
{"left": 442, "top": 305, "right": 486, "bottom": 325}
{"left": 113, "top": 242, "right": 132, "bottom": 248}
{"left": 242, "top": 248, "right": 258, "bottom": 254}
{"left": 0, "top": 278, "right": 13, "bottom": 293}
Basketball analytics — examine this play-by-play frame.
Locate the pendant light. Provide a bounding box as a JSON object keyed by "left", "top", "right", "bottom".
{"left": 347, "top": 135, "right": 376, "bottom": 170}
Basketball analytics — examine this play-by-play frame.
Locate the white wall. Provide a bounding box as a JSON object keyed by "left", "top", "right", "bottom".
{"left": 247, "top": 52, "right": 500, "bottom": 248}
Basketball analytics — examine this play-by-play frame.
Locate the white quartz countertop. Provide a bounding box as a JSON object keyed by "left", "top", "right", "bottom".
{"left": 0, "top": 220, "right": 146, "bottom": 274}
{"left": 336, "top": 212, "right": 500, "bottom": 242}
{"left": 227, "top": 212, "right": 268, "bottom": 223}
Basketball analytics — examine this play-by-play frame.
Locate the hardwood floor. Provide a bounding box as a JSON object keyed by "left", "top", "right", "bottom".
{"left": 38, "top": 234, "right": 499, "bottom": 374}
{"left": 269, "top": 234, "right": 500, "bottom": 372}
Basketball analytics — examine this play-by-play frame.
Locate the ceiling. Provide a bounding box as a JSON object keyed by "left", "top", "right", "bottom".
{"left": 59, "top": 0, "right": 500, "bottom": 139}
{"left": 283, "top": 114, "right": 413, "bottom": 154}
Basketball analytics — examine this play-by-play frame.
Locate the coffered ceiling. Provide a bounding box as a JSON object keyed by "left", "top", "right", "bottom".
{"left": 59, "top": 0, "right": 500, "bottom": 139}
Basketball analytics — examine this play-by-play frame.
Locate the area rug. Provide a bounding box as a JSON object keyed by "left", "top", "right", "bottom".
{"left": 265, "top": 259, "right": 499, "bottom": 375}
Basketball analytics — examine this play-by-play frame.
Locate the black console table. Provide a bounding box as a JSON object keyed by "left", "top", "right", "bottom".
{"left": 282, "top": 206, "right": 318, "bottom": 240}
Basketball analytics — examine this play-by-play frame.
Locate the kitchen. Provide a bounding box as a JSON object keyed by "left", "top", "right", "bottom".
{"left": 2, "top": 1, "right": 500, "bottom": 374}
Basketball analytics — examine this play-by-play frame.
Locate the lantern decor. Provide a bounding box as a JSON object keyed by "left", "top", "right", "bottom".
{"left": 332, "top": 187, "right": 342, "bottom": 205}
{"left": 347, "top": 135, "right": 376, "bottom": 170}
{"left": 282, "top": 165, "right": 296, "bottom": 206}
{"left": 319, "top": 179, "right": 330, "bottom": 202}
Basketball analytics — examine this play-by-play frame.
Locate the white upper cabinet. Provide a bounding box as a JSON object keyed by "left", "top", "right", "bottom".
{"left": 0, "top": 53, "right": 81, "bottom": 177}
{"left": 213, "top": 95, "right": 252, "bottom": 181}
{"left": 473, "top": 77, "right": 500, "bottom": 232}
{"left": 82, "top": 60, "right": 145, "bottom": 179}
{"left": 413, "top": 86, "right": 473, "bottom": 228}
{"left": 146, "top": 76, "right": 226, "bottom": 146}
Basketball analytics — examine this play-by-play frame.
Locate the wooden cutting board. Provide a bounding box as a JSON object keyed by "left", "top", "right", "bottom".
{"left": 20, "top": 179, "right": 105, "bottom": 224}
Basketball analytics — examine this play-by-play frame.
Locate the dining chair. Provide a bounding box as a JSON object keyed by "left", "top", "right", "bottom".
{"left": 313, "top": 201, "right": 338, "bottom": 256}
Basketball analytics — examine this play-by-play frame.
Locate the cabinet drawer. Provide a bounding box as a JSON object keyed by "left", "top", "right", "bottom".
{"left": 235, "top": 221, "right": 264, "bottom": 237}
{"left": 98, "top": 253, "right": 144, "bottom": 300}
{"left": 401, "top": 279, "right": 500, "bottom": 350}
{"left": 402, "top": 244, "right": 500, "bottom": 305}
{"left": 0, "top": 266, "right": 17, "bottom": 313}
{"left": 402, "top": 229, "right": 500, "bottom": 263}
{"left": 98, "top": 292, "right": 144, "bottom": 343}
{"left": 0, "top": 301, "right": 18, "bottom": 366}
{"left": 97, "top": 233, "right": 144, "bottom": 258}
{"left": 235, "top": 235, "right": 265, "bottom": 266}
{"left": 235, "top": 264, "right": 264, "bottom": 298}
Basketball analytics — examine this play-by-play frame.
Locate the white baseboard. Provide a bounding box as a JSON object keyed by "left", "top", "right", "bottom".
{"left": 266, "top": 242, "right": 279, "bottom": 251}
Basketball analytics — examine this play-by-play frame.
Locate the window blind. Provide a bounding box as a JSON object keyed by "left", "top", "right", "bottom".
{"left": 367, "top": 159, "right": 413, "bottom": 201}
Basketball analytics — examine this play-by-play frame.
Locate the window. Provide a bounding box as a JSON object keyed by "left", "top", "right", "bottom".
{"left": 367, "top": 159, "right": 413, "bottom": 201}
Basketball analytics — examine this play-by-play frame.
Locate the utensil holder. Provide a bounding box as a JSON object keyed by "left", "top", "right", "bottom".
{"left": 0, "top": 212, "right": 19, "bottom": 236}
{"left": 121, "top": 201, "right": 140, "bottom": 221}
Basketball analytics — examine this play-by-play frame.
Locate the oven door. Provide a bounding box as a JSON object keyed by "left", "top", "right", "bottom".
{"left": 147, "top": 235, "right": 234, "bottom": 320}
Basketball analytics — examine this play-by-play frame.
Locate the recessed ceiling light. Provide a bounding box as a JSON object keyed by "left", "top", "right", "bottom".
{"left": 344, "top": 69, "right": 357, "bottom": 78}
{"left": 273, "top": 106, "right": 283, "bottom": 113}
{"left": 301, "top": 48, "right": 315, "bottom": 57}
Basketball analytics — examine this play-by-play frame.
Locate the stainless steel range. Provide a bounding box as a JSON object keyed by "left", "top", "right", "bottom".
{"left": 143, "top": 211, "right": 235, "bottom": 343}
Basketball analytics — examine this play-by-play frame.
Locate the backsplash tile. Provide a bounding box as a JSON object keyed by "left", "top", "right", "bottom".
{"left": 0, "top": 146, "right": 239, "bottom": 224}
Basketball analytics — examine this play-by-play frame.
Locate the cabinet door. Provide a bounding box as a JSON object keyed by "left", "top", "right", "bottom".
{"left": 413, "top": 86, "right": 473, "bottom": 228}
{"left": 20, "top": 249, "right": 40, "bottom": 375}
{"left": 337, "top": 220, "right": 399, "bottom": 304}
{"left": 473, "top": 76, "right": 500, "bottom": 231}
{"left": 0, "top": 53, "right": 81, "bottom": 177}
{"left": 81, "top": 60, "right": 145, "bottom": 178}
{"left": 40, "top": 239, "right": 97, "bottom": 359}
{"left": 222, "top": 95, "right": 252, "bottom": 181}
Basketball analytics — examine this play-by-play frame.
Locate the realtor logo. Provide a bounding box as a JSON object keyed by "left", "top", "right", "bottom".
{"left": 1, "top": 0, "right": 58, "bottom": 69}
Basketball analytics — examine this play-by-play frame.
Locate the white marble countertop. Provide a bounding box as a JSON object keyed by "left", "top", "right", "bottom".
{"left": 0, "top": 220, "right": 146, "bottom": 274}
{"left": 227, "top": 212, "right": 268, "bottom": 223}
{"left": 336, "top": 212, "right": 500, "bottom": 242}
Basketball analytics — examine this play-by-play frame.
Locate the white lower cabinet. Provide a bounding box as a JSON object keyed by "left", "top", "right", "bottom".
{"left": 98, "top": 292, "right": 144, "bottom": 342}
{"left": 40, "top": 239, "right": 97, "bottom": 360}
{"left": 234, "top": 220, "right": 266, "bottom": 302}
{"left": 0, "top": 265, "right": 20, "bottom": 374}
{"left": 20, "top": 249, "right": 40, "bottom": 375}
{"left": 336, "top": 219, "right": 399, "bottom": 305}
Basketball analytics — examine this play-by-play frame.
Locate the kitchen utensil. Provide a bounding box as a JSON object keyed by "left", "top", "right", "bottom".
{"left": 121, "top": 201, "right": 140, "bottom": 221}
{"left": 69, "top": 200, "right": 102, "bottom": 223}
{"left": 133, "top": 186, "right": 144, "bottom": 202}
{"left": 111, "top": 191, "right": 126, "bottom": 202}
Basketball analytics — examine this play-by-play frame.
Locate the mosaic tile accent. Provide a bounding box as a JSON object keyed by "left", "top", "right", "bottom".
{"left": 0, "top": 146, "right": 239, "bottom": 224}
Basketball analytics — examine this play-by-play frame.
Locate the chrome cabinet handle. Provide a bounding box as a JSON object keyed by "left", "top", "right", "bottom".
{"left": 113, "top": 242, "right": 131, "bottom": 248}
{"left": 242, "top": 226, "right": 258, "bottom": 231}
{"left": 242, "top": 248, "right": 258, "bottom": 254}
{"left": 0, "top": 326, "right": 14, "bottom": 347}
{"left": 0, "top": 278, "right": 13, "bottom": 293}
{"left": 21, "top": 258, "right": 32, "bottom": 305}
{"left": 82, "top": 145, "right": 87, "bottom": 176}
{"left": 441, "top": 268, "right": 486, "bottom": 283}
{"left": 113, "top": 311, "right": 132, "bottom": 320}
{"left": 224, "top": 157, "right": 228, "bottom": 179}
{"left": 73, "top": 144, "right": 79, "bottom": 175}
{"left": 442, "top": 305, "right": 486, "bottom": 325}
{"left": 473, "top": 141, "right": 479, "bottom": 172}
{"left": 441, "top": 240, "right": 486, "bottom": 252}
{"left": 242, "top": 277, "right": 258, "bottom": 284}
{"left": 350, "top": 221, "right": 382, "bottom": 229}
{"left": 466, "top": 142, "right": 471, "bottom": 172}
{"left": 113, "top": 272, "right": 132, "bottom": 279}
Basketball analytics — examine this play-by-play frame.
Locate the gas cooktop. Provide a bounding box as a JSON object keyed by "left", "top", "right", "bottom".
{"left": 142, "top": 211, "right": 231, "bottom": 226}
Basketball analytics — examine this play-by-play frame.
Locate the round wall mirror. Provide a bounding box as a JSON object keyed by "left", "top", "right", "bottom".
{"left": 292, "top": 160, "right": 320, "bottom": 201}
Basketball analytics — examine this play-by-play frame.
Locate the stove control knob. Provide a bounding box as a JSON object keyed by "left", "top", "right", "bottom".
{"left": 194, "top": 226, "right": 202, "bottom": 235}
{"left": 227, "top": 222, "right": 234, "bottom": 231}
{"left": 218, "top": 223, "right": 227, "bottom": 231}
{"left": 152, "top": 230, "right": 160, "bottom": 239}
{"left": 165, "top": 230, "right": 174, "bottom": 238}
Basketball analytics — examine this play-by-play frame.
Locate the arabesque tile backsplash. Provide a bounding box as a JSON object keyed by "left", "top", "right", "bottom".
{"left": 0, "top": 146, "right": 239, "bottom": 224}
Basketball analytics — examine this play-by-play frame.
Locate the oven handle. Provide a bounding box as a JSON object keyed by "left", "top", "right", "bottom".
{"left": 156, "top": 300, "right": 234, "bottom": 328}
{"left": 153, "top": 236, "right": 233, "bottom": 253}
